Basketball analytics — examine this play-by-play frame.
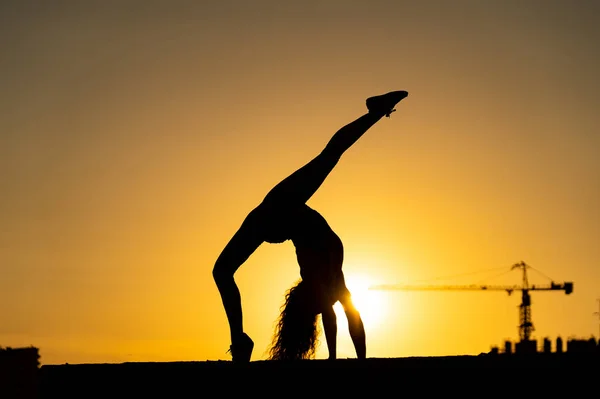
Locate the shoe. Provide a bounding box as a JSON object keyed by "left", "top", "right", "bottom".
{"left": 227, "top": 333, "right": 254, "bottom": 363}
{"left": 366, "top": 90, "right": 409, "bottom": 117}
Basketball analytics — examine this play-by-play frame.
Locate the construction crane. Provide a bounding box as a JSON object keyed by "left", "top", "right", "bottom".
{"left": 370, "top": 261, "right": 574, "bottom": 342}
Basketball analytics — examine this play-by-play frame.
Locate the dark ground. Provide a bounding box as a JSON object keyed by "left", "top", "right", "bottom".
{"left": 31, "top": 353, "right": 597, "bottom": 397}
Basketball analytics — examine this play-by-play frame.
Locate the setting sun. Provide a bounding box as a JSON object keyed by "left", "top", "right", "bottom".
{"left": 334, "top": 274, "right": 388, "bottom": 330}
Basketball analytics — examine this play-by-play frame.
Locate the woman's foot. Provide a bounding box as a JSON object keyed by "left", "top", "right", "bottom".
{"left": 366, "top": 91, "right": 409, "bottom": 117}
{"left": 228, "top": 332, "right": 254, "bottom": 363}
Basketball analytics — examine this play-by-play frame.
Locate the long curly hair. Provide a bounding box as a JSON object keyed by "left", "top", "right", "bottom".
{"left": 269, "top": 279, "right": 321, "bottom": 360}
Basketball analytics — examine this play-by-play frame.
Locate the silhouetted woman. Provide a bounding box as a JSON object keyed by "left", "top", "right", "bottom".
{"left": 213, "top": 90, "right": 409, "bottom": 362}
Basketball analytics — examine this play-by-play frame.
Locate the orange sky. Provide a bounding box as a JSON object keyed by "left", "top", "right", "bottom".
{"left": 1, "top": 1, "right": 599, "bottom": 365}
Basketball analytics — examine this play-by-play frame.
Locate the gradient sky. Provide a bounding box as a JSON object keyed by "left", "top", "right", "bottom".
{"left": 1, "top": 0, "right": 599, "bottom": 365}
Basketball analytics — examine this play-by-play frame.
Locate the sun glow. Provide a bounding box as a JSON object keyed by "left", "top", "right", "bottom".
{"left": 333, "top": 274, "right": 387, "bottom": 329}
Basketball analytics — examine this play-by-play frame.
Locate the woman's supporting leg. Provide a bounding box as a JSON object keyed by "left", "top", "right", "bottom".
{"left": 339, "top": 285, "right": 366, "bottom": 359}
{"left": 212, "top": 207, "right": 265, "bottom": 360}
{"left": 322, "top": 305, "right": 338, "bottom": 359}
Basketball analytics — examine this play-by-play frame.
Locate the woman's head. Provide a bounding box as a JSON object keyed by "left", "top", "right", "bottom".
{"left": 269, "top": 279, "right": 321, "bottom": 360}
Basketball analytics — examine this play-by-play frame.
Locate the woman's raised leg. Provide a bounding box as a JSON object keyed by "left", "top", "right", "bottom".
{"left": 263, "top": 91, "right": 408, "bottom": 206}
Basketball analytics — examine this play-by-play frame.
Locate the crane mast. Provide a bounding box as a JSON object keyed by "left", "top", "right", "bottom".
{"left": 514, "top": 261, "right": 533, "bottom": 341}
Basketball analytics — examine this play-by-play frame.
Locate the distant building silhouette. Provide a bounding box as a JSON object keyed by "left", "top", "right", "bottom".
{"left": 515, "top": 339, "right": 537, "bottom": 354}
{"left": 543, "top": 337, "right": 551, "bottom": 354}
{"left": 556, "top": 336, "right": 563, "bottom": 353}
{"left": 567, "top": 337, "right": 597, "bottom": 353}
{"left": 0, "top": 346, "right": 40, "bottom": 399}
{"left": 491, "top": 336, "right": 599, "bottom": 356}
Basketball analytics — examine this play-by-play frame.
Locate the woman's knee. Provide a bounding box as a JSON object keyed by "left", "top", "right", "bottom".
{"left": 212, "top": 261, "right": 234, "bottom": 286}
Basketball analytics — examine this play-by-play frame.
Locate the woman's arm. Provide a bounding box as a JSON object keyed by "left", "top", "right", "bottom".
{"left": 322, "top": 305, "right": 337, "bottom": 359}
{"left": 340, "top": 293, "right": 366, "bottom": 359}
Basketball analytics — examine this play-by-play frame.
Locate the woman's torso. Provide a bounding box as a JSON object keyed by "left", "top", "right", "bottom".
{"left": 290, "top": 206, "right": 344, "bottom": 283}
